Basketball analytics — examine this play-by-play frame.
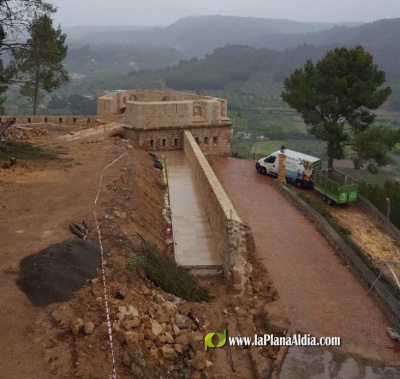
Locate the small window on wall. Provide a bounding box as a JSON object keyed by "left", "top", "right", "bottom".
{"left": 87, "top": 118, "right": 91, "bottom": 123}
{"left": 162, "top": 138, "right": 166, "bottom": 148}
{"left": 204, "top": 136, "right": 208, "bottom": 145}
{"left": 59, "top": 117, "right": 62, "bottom": 123}
{"left": 162, "top": 96, "right": 169, "bottom": 101}
{"left": 123, "top": 97, "right": 126, "bottom": 104}
{"left": 28, "top": 117, "right": 31, "bottom": 123}
{"left": 150, "top": 139, "right": 154, "bottom": 148}
{"left": 220, "top": 101, "right": 227, "bottom": 116}
{"left": 73, "top": 117, "right": 76, "bottom": 123}
{"left": 193, "top": 106, "right": 202, "bottom": 116}
{"left": 213, "top": 136, "right": 218, "bottom": 144}
{"left": 174, "top": 138, "right": 178, "bottom": 147}
{"left": 44, "top": 117, "right": 48, "bottom": 123}
{"left": 195, "top": 137, "right": 200, "bottom": 145}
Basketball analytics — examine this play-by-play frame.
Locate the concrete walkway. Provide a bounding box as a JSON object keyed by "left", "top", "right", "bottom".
{"left": 163, "top": 151, "right": 222, "bottom": 268}
{"left": 211, "top": 157, "right": 400, "bottom": 366}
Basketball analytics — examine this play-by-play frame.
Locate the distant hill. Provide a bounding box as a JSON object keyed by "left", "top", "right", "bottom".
{"left": 60, "top": 17, "right": 400, "bottom": 112}
{"left": 253, "top": 18, "right": 400, "bottom": 84}
{"left": 253, "top": 18, "right": 400, "bottom": 51}
{"left": 63, "top": 25, "right": 153, "bottom": 41}
{"left": 78, "top": 15, "right": 362, "bottom": 57}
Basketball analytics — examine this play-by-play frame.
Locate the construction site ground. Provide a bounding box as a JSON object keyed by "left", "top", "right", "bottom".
{"left": 0, "top": 124, "right": 278, "bottom": 379}
{"left": 1, "top": 123, "right": 400, "bottom": 379}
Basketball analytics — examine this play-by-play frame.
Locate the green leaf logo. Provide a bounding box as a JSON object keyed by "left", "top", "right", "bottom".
{"left": 204, "top": 330, "right": 227, "bottom": 350}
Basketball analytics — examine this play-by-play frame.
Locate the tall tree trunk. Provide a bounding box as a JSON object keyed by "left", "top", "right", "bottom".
{"left": 327, "top": 155, "right": 334, "bottom": 169}
{"left": 327, "top": 141, "right": 335, "bottom": 169}
{"left": 32, "top": 66, "right": 40, "bottom": 115}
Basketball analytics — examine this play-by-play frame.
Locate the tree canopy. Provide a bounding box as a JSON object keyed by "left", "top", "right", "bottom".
{"left": 14, "top": 14, "right": 69, "bottom": 114}
{"left": 281, "top": 45, "right": 397, "bottom": 171}
{"left": 0, "top": 1, "right": 55, "bottom": 111}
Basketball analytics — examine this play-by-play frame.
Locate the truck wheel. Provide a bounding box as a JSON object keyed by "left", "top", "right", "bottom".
{"left": 295, "top": 180, "right": 303, "bottom": 188}
{"left": 322, "top": 195, "right": 327, "bottom": 202}
{"left": 327, "top": 198, "right": 333, "bottom": 206}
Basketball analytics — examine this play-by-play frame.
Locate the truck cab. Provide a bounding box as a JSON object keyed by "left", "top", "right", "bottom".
{"left": 255, "top": 154, "right": 278, "bottom": 176}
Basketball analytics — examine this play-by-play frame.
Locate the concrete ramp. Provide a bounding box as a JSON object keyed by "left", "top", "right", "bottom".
{"left": 163, "top": 151, "right": 222, "bottom": 269}
{"left": 61, "top": 122, "right": 124, "bottom": 140}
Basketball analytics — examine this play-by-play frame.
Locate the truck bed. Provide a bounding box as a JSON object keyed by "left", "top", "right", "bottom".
{"left": 314, "top": 168, "right": 359, "bottom": 204}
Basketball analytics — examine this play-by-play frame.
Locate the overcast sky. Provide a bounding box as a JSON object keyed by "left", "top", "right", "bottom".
{"left": 50, "top": 0, "right": 400, "bottom": 27}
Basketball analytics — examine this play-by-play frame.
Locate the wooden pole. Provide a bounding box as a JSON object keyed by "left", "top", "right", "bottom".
{"left": 386, "top": 198, "right": 391, "bottom": 219}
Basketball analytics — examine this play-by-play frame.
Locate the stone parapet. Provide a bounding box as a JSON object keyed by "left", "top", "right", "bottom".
{"left": 0, "top": 115, "right": 98, "bottom": 126}
{"left": 183, "top": 130, "right": 251, "bottom": 293}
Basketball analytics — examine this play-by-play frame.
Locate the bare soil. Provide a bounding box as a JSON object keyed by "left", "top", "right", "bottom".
{"left": 301, "top": 188, "right": 400, "bottom": 289}
{"left": 0, "top": 125, "right": 277, "bottom": 379}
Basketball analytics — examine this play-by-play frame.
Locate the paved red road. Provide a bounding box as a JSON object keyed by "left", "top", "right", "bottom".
{"left": 211, "top": 157, "right": 399, "bottom": 364}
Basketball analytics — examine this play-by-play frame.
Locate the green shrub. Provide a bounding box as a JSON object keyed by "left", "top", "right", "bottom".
{"left": 0, "top": 141, "right": 57, "bottom": 161}
{"left": 127, "top": 241, "right": 214, "bottom": 302}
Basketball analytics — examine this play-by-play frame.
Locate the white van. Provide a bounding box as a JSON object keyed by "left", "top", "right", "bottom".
{"left": 255, "top": 149, "right": 322, "bottom": 188}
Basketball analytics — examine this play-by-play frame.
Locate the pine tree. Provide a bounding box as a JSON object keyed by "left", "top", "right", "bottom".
{"left": 281, "top": 46, "right": 397, "bottom": 172}
{"left": 15, "top": 14, "right": 69, "bottom": 115}
{"left": 0, "top": 1, "right": 54, "bottom": 111}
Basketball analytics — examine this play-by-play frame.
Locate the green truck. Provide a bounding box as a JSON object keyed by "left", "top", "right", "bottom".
{"left": 314, "top": 168, "right": 359, "bottom": 205}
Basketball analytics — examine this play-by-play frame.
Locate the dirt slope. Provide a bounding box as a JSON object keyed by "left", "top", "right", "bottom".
{"left": 0, "top": 125, "right": 277, "bottom": 379}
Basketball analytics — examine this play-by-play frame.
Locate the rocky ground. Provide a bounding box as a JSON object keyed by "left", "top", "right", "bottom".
{"left": 0, "top": 124, "right": 288, "bottom": 379}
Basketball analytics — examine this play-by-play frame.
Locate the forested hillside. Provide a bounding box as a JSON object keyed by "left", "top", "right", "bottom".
{"left": 77, "top": 15, "right": 362, "bottom": 58}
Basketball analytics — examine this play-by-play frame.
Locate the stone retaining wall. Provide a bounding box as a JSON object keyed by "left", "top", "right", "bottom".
{"left": 273, "top": 182, "right": 398, "bottom": 320}
{"left": 183, "top": 131, "right": 251, "bottom": 292}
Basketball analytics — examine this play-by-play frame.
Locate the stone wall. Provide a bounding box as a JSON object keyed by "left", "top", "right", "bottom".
{"left": 97, "top": 89, "right": 231, "bottom": 157}
{"left": 0, "top": 115, "right": 97, "bottom": 126}
{"left": 124, "top": 100, "right": 229, "bottom": 129}
{"left": 97, "top": 90, "right": 217, "bottom": 115}
{"left": 124, "top": 125, "right": 231, "bottom": 157}
{"left": 273, "top": 182, "right": 398, "bottom": 320}
{"left": 183, "top": 131, "right": 251, "bottom": 293}
{"left": 97, "top": 90, "right": 230, "bottom": 130}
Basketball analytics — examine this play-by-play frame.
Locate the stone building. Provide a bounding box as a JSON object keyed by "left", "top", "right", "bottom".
{"left": 97, "top": 89, "right": 232, "bottom": 156}
{"left": 0, "top": 89, "right": 232, "bottom": 157}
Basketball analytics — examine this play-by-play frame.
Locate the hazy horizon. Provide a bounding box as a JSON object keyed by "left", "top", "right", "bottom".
{"left": 50, "top": 0, "right": 400, "bottom": 27}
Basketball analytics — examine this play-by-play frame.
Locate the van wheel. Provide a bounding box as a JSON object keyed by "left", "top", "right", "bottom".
{"left": 260, "top": 167, "right": 267, "bottom": 175}
{"left": 295, "top": 180, "right": 303, "bottom": 188}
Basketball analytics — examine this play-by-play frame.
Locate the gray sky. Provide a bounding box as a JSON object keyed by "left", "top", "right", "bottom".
{"left": 50, "top": 0, "right": 400, "bottom": 27}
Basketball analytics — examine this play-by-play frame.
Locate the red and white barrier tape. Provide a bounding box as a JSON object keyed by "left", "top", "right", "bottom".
{"left": 94, "top": 210, "right": 117, "bottom": 379}
{"left": 93, "top": 150, "right": 128, "bottom": 379}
